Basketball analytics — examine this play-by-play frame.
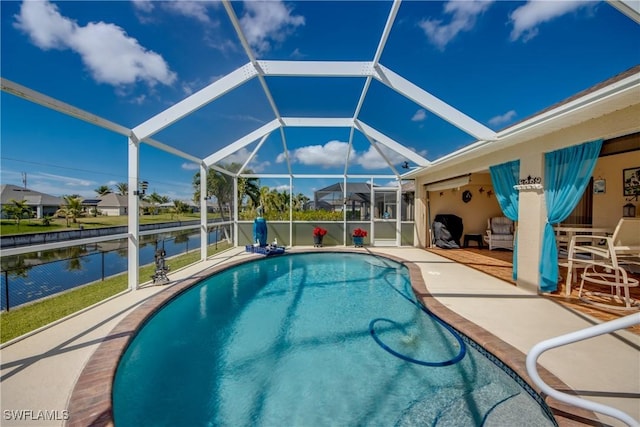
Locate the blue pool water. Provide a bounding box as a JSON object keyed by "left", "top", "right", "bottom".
{"left": 113, "top": 253, "right": 556, "bottom": 426}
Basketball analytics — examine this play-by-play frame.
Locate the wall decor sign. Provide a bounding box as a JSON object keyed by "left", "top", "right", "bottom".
{"left": 593, "top": 179, "right": 606, "bottom": 194}
{"left": 623, "top": 167, "right": 640, "bottom": 198}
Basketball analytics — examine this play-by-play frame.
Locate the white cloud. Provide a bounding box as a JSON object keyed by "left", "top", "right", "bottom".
{"left": 357, "top": 143, "right": 407, "bottom": 170}
{"left": 419, "top": 0, "right": 494, "bottom": 50}
{"left": 22, "top": 172, "right": 97, "bottom": 197}
{"left": 215, "top": 113, "right": 266, "bottom": 125}
{"left": 276, "top": 140, "right": 426, "bottom": 171}
{"left": 220, "top": 148, "right": 252, "bottom": 166}
{"left": 239, "top": 1, "right": 305, "bottom": 55}
{"left": 38, "top": 172, "right": 94, "bottom": 187}
{"left": 488, "top": 110, "right": 517, "bottom": 127}
{"left": 412, "top": 109, "right": 427, "bottom": 122}
{"left": 14, "top": 1, "right": 176, "bottom": 87}
{"left": 133, "top": 0, "right": 220, "bottom": 24}
{"left": 181, "top": 162, "right": 200, "bottom": 171}
{"left": 509, "top": 0, "right": 593, "bottom": 42}
{"left": 290, "top": 47, "right": 306, "bottom": 59}
{"left": 218, "top": 148, "right": 271, "bottom": 173}
{"left": 130, "top": 94, "right": 147, "bottom": 105}
{"left": 279, "top": 140, "right": 353, "bottom": 168}
{"left": 204, "top": 36, "right": 239, "bottom": 54}
{"left": 163, "top": 1, "right": 214, "bottom": 23}
{"left": 132, "top": 0, "right": 154, "bottom": 14}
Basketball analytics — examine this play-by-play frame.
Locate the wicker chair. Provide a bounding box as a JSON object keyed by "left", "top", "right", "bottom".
{"left": 483, "top": 217, "right": 515, "bottom": 251}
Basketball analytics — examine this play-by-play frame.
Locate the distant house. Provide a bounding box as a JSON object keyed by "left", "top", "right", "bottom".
{"left": 96, "top": 193, "right": 129, "bottom": 216}
{"left": 313, "top": 181, "right": 415, "bottom": 220}
{"left": 314, "top": 182, "right": 374, "bottom": 212}
{"left": 0, "top": 184, "right": 64, "bottom": 219}
{"left": 94, "top": 193, "right": 150, "bottom": 216}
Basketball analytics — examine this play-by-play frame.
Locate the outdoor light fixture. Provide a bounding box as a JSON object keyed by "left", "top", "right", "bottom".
{"left": 134, "top": 180, "right": 149, "bottom": 197}
{"left": 623, "top": 202, "right": 636, "bottom": 218}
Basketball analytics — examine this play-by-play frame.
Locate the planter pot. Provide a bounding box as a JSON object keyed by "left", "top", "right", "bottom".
{"left": 313, "top": 236, "right": 324, "bottom": 247}
{"left": 352, "top": 236, "right": 364, "bottom": 247}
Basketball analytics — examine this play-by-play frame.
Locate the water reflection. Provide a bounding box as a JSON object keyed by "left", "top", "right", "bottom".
{"left": 1, "top": 229, "right": 221, "bottom": 311}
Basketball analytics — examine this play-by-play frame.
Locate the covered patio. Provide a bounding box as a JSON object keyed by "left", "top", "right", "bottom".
{"left": 427, "top": 246, "right": 640, "bottom": 334}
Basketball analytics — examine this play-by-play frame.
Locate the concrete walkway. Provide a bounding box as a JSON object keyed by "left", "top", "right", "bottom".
{"left": 1, "top": 247, "right": 638, "bottom": 426}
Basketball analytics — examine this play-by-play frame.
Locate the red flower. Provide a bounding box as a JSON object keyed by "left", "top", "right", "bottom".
{"left": 313, "top": 227, "right": 327, "bottom": 237}
{"left": 352, "top": 228, "right": 367, "bottom": 237}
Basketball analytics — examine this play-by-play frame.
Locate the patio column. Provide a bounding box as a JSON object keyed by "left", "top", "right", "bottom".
{"left": 414, "top": 178, "right": 429, "bottom": 248}
{"left": 200, "top": 164, "right": 207, "bottom": 261}
{"left": 233, "top": 176, "right": 238, "bottom": 247}
{"left": 516, "top": 154, "right": 546, "bottom": 292}
{"left": 289, "top": 176, "right": 293, "bottom": 246}
{"left": 127, "top": 136, "right": 140, "bottom": 291}
{"left": 396, "top": 184, "right": 402, "bottom": 246}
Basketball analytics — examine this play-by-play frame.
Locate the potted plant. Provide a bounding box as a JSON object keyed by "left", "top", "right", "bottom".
{"left": 352, "top": 228, "right": 367, "bottom": 247}
{"left": 313, "top": 227, "right": 327, "bottom": 247}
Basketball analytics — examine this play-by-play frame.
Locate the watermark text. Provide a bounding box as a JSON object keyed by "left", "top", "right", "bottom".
{"left": 3, "top": 409, "right": 69, "bottom": 421}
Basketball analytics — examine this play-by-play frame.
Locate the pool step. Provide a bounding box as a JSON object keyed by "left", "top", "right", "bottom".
{"left": 395, "top": 382, "right": 554, "bottom": 426}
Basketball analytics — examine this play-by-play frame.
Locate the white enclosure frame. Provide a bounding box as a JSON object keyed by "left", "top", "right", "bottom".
{"left": 2, "top": 0, "right": 638, "bottom": 291}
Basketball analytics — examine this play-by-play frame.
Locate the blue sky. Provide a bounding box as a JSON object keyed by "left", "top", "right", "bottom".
{"left": 1, "top": 0, "right": 638, "bottom": 201}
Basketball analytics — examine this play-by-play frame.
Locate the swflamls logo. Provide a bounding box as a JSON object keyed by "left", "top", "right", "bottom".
{"left": 3, "top": 409, "right": 69, "bottom": 421}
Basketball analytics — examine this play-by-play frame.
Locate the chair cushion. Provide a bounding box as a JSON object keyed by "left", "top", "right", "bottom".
{"left": 492, "top": 223, "right": 512, "bottom": 235}
{"left": 491, "top": 234, "right": 514, "bottom": 241}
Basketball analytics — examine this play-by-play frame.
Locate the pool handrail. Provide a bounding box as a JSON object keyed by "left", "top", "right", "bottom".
{"left": 525, "top": 313, "right": 640, "bottom": 427}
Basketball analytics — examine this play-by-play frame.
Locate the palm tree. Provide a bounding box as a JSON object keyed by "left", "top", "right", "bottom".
{"left": 238, "top": 173, "right": 261, "bottom": 209}
{"left": 94, "top": 185, "right": 111, "bottom": 196}
{"left": 192, "top": 163, "right": 260, "bottom": 221}
{"left": 258, "top": 186, "right": 290, "bottom": 220}
{"left": 292, "top": 193, "right": 310, "bottom": 211}
{"left": 115, "top": 182, "right": 128, "bottom": 196}
{"left": 2, "top": 199, "right": 31, "bottom": 227}
{"left": 171, "top": 200, "right": 188, "bottom": 220}
{"left": 147, "top": 192, "right": 169, "bottom": 215}
{"left": 57, "top": 195, "right": 83, "bottom": 226}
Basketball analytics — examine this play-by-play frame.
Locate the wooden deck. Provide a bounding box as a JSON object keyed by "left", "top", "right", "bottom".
{"left": 426, "top": 247, "right": 640, "bottom": 335}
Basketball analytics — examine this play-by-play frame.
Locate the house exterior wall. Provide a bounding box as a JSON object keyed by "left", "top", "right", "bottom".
{"left": 591, "top": 151, "right": 640, "bottom": 229}
{"left": 99, "top": 207, "right": 126, "bottom": 216}
{"left": 414, "top": 102, "right": 640, "bottom": 291}
{"left": 425, "top": 173, "right": 503, "bottom": 240}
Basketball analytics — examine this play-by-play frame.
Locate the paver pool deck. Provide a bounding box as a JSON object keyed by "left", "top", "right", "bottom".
{"left": 1, "top": 247, "right": 638, "bottom": 426}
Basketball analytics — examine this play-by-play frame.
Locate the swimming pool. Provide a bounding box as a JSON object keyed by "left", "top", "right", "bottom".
{"left": 113, "top": 252, "right": 556, "bottom": 426}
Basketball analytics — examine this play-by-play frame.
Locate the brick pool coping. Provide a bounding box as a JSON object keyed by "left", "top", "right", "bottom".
{"left": 66, "top": 248, "right": 597, "bottom": 426}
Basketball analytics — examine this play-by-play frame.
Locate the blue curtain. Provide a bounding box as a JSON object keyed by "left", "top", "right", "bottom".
{"left": 539, "top": 139, "right": 603, "bottom": 292}
{"left": 489, "top": 160, "right": 520, "bottom": 279}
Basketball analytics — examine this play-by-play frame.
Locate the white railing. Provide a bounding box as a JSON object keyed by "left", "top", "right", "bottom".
{"left": 526, "top": 313, "right": 640, "bottom": 427}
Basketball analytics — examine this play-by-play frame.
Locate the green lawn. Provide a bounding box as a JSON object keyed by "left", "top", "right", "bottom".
{"left": 0, "top": 212, "right": 223, "bottom": 236}
{"left": 0, "top": 241, "right": 231, "bottom": 343}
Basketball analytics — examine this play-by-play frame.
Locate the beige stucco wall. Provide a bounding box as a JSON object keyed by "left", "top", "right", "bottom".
{"left": 426, "top": 173, "right": 502, "bottom": 237}
{"left": 592, "top": 151, "right": 640, "bottom": 229}
{"left": 414, "top": 102, "right": 640, "bottom": 291}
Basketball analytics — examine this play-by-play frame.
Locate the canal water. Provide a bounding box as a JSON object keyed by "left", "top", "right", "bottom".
{"left": 1, "top": 228, "right": 223, "bottom": 311}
